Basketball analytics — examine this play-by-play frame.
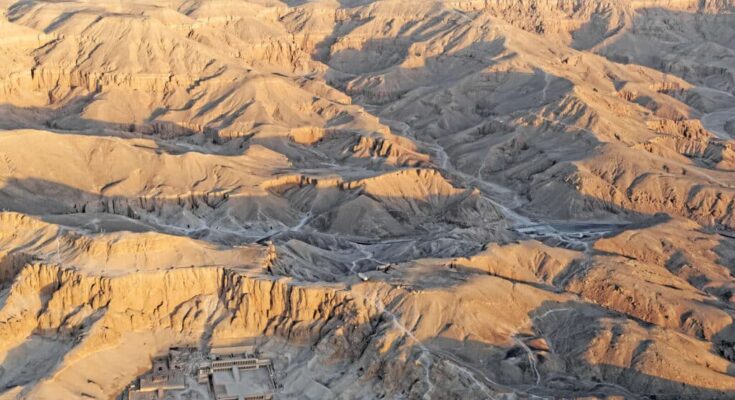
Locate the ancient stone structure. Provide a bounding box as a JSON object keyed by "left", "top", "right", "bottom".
{"left": 128, "top": 345, "right": 277, "bottom": 400}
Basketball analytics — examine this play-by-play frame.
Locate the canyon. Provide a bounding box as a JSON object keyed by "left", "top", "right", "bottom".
{"left": 0, "top": 0, "right": 735, "bottom": 399}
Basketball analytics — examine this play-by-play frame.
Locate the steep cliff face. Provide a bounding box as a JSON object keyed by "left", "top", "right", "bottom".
{"left": 0, "top": 263, "right": 373, "bottom": 345}
{"left": 0, "top": 258, "right": 389, "bottom": 398}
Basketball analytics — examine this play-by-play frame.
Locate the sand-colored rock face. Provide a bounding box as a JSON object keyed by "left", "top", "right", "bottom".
{"left": 1, "top": 0, "right": 735, "bottom": 399}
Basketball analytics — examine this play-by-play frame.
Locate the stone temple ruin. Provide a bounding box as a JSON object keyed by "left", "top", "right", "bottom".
{"left": 126, "top": 341, "right": 278, "bottom": 400}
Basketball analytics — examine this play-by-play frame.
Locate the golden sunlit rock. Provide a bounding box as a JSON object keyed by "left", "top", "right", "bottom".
{"left": 0, "top": 1, "right": 735, "bottom": 399}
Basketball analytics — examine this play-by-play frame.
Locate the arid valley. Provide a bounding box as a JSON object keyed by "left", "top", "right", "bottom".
{"left": 1, "top": 0, "right": 735, "bottom": 399}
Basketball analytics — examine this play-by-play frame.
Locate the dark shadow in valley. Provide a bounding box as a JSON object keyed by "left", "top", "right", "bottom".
{"left": 310, "top": 6, "right": 647, "bottom": 231}
{"left": 0, "top": 99, "right": 251, "bottom": 157}
{"left": 590, "top": 7, "right": 735, "bottom": 93}
{"left": 411, "top": 300, "right": 735, "bottom": 399}
{"left": 0, "top": 174, "right": 509, "bottom": 279}
{"left": 0, "top": 99, "right": 441, "bottom": 178}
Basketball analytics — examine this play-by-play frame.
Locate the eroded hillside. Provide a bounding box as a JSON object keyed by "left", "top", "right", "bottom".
{"left": 1, "top": 0, "right": 735, "bottom": 399}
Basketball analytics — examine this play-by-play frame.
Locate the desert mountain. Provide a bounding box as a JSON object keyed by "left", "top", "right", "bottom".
{"left": 1, "top": 0, "right": 735, "bottom": 399}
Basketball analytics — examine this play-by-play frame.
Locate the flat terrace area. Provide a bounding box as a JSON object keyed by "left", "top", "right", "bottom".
{"left": 212, "top": 366, "right": 273, "bottom": 399}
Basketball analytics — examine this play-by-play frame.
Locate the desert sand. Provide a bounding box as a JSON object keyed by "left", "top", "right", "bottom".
{"left": 1, "top": 0, "right": 735, "bottom": 399}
